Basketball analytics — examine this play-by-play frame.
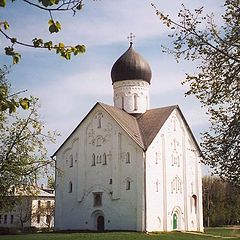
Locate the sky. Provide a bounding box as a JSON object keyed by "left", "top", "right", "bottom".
{"left": 0, "top": 0, "right": 225, "bottom": 175}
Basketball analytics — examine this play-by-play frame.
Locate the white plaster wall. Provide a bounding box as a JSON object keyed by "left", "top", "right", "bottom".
{"left": 55, "top": 106, "right": 203, "bottom": 232}
{"left": 113, "top": 80, "right": 149, "bottom": 114}
{"left": 31, "top": 198, "right": 55, "bottom": 228}
{"left": 55, "top": 104, "right": 145, "bottom": 231}
{"left": 145, "top": 109, "right": 203, "bottom": 232}
{"left": 0, "top": 197, "right": 54, "bottom": 229}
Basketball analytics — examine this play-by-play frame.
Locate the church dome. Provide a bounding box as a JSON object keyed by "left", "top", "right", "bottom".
{"left": 111, "top": 44, "right": 152, "bottom": 84}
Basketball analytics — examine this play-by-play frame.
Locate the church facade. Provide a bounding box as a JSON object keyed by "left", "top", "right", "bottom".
{"left": 53, "top": 43, "right": 203, "bottom": 232}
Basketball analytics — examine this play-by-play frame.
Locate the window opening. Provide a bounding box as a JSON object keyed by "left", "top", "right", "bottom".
{"left": 37, "top": 215, "right": 41, "bottom": 224}
{"left": 126, "top": 180, "right": 131, "bottom": 190}
{"left": 10, "top": 215, "right": 14, "bottom": 224}
{"left": 92, "top": 154, "right": 96, "bottom": 166}
{"left": 93, "top": 193, "right": 102, "bottom": 207}
{"left": 192, "top": 195, "right": 197, "bottom": 213}
{"left": 4, "top": 215, "right": 7, "bottom": 224}
{"left": 98, "top": 116, "right": 102, "bottom": 128}
{"left": 96, "top": 137, "right": 102, "bottom": 147}
{"left": 155, "top": 180, "right": 160, "bottom": 192}
{"left": 103, "top": 153, "right": 107, "bottom": 165}
{"left": 126, "top": 152, "right": 130, "bottom": 164}
{"left": 155, "top": 152, "right": 158, "bottom": 164}
{"left": 69, "top": 181, "right": 73, "bottom": 193}
{"left": 69, "top": 155, "right": 73, "bottom": 167}
{"left": 134, "top": 94, "right": 138, "bottom": 111}
{"left": 121, "top": 96, "right": 124, "bottom": 109}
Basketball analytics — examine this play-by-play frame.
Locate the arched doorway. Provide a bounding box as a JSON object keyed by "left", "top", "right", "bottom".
{"left": 173, "top": 212, "right": 178, "bottom": 230}
{"left": 97, "top": 215, "right": 104, "bottom": 232}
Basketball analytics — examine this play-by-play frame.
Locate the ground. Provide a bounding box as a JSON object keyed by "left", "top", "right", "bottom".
{"left": 0, "top": 228, "right": 240, "bottom": 240}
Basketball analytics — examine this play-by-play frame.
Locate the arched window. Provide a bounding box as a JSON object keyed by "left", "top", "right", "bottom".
{"left": 103, "top": 153, "right": 107, "bottom": 165}
{"left": 134, "top": 94, "right": 138, "bottom": 111}
{"left": 69, "top": 181, "right": 73, "bottom": 193}
{"left": 192, "top": 195, "right": 197, "bottom": 213}
{"left": 92, "top": 154, "right": 96, "bottom": 166}
{"left": 155, "top": 152, "right": 158, "bottom": 164}
{"left": 126, "top": 152, "right": 130, "bottom": 164}
{"left": 126, "top": 180, "right": 131, "bottom": 190}
{"left": 93, "top": 193, "right": 102, "bottom": 207}
{"left": 98, "top": 116, "right": 102, "bottom": 128}
{"left": 37, "top": 215, "right": 40, "bottom": 224}
{"left": 95, "top": 113, "right": 103, "bottom": 128}
{"left": 75, "top": 152, "right": 78, "bottom": 163}
{"left": 155, "top": 180, "right": 160, "bottom": 192}
{"left": 69, "top": 155, "right": 73, "bottom": 167}
{"left": 121, "top": 96, "right": 124, "bottom": 109}
{"left": 96, "top": 136, "right": 102, "bottom": 147}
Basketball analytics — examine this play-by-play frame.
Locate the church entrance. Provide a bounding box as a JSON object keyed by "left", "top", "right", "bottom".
{"left": 97, "top": 216, "right": 104, "bottom": 232}
{"left": 173, "top": 213, "right": 178, "bottom": 230}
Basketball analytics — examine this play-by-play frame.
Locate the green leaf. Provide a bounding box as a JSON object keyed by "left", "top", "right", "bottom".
{"left": 48, "top": 19, "right": 61, "bottom": 33}
{"left": 58, "top": 42, "right": 64, "bottom": 48}
{"left": 3, "top": 21, "right": 9, "bottom": 30}
{"left": 19, "top": 98, "right": 30, "bottom": 110}
{"left": 55, "top": 21, "right": 61, "bottom": 31}
{"left": 44, "top": 41, "right": 53, "bottom": 50}
{"left": 75, "top": 45, "right": 86, "bottom": 53}
{"left": 0, "top": 102, "right": 8, "bottom": 111}
{"left": 76, "top": 3, "right": 84, "bottom": 10}
{"left": 49, "top": 24, "right": 59, "bottom": 33}
{"left": 32, "top": 38, "right": 44, "bottom": 47}
{"left": 39, "top": 0, "right": 50, "bottom": 7}
{"left": 0, "top": 0, "right": 6, "bottom": 7}
{"left": 13, "top": 53, "right": 21, "bottom": 64}
{"left": 5, "top": 47, "right": 14, "bottom": 56}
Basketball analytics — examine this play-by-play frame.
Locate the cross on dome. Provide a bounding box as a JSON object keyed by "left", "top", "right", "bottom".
{"left": 127, "top": 32, "right": 136, "bottom": 46}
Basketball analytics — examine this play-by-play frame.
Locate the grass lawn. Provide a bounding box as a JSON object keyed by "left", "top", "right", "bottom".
{"left": 205, "top": 227, "right": 240, "bottom": 237}
{"left": 0, "top": 230, "right": 240, "bottom": 240}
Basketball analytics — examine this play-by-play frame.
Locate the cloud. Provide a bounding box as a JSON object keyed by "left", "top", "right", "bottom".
{"left": 1, "top": 0, "right": 220, "bottom": 157}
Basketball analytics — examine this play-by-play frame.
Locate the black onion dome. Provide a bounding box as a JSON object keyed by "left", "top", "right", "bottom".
{"left": 111, "top": 44, "right": 152, "bottom": 84}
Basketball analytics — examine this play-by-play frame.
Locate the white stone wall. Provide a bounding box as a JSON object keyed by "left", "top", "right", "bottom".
{"left": 55, "top": 105, "right": 203, "bottom": 232}
{"left": 145, "top": 109, "right": 203, "bottom": 232}
{"left": 113, "top": 80, "right": 150, "bottom": 114}
{"left": 55, "top": 105, "right": 145, "bottom": 231}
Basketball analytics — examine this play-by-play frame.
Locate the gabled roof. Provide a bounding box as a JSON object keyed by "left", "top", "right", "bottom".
{"left": 12, "top": 186, "right": 54, "bottom": 198}
{"left": 52, "top": 103, "right": 200, "bottom": 156}
{"left": 137, "top": 106, "right": 177, "bottom": 149}
{"left": 99, "top": 103, "right": 144, "bottom": 149}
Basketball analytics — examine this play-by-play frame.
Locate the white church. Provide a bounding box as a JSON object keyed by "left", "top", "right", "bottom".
{"left": 53, "top": 42, "right": 204, "bottom": 232}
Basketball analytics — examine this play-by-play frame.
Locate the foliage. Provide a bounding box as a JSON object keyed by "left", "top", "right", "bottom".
{"left": 152, "top": 0, "right": 240, "bottom": 186}
{"left": 0, "top": 66, "right": 30, "bottom": 113}
{"left": 16, "top": 192, "right": 54, "bottom": 231}
{"left": 37, "top": 198, "right": 55, "bottom": 230}
{"left": 0, "top": 0, "right": 86, "bottom": 64}
{"left": 202, "top": 176, "right": 240, "bottom": 227}
{"left": 0, "top": 82, "right": 58, "bottom": 211}
{"left": 47, "top": 176, "right": 55, "bottom": 190}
